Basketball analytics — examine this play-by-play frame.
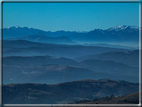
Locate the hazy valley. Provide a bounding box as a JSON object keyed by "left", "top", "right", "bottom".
{"left": 2, "top": 25, "right": 140, "bottom": 104}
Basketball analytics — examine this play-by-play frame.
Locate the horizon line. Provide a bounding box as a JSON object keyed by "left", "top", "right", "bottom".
{"left": 3, "top": 25, "right": 140, "bottom": 32}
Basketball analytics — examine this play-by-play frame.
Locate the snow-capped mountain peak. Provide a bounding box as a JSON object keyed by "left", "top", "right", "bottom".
{"left": 7, "top": 26, "right": 21, "bottom": 29}
{"left": 107, "top": 25, "right": 139, "bottom": 31}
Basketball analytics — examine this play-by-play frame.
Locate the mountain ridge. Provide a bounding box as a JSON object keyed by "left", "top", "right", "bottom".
{"left": 74, "top": 91, "right": 139, "bottom": 104}
{"left": 3, "top": 79, "right": 139, "bottom": 104}
{"left": 3, "top": 54, "right": 139, "bottom": 84}
{"left": 6, "top": 35, "right": 75, "bottom": 44}
{"left": 75, "top": 50, "right": 139, "bottom": 67}
{"left": 3, "top": 40, "right": 128, "bottom": 58}
{"left": 3, "top": 25, "right": 139, "bottom": 43}
{"left": 4, "top": 25, "right": 139, "bottom": 32}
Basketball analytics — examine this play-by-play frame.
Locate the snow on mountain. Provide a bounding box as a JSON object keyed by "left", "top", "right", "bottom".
{"left": 4, "top": 25, "right": 139, "bottom": 33}
{"left": 7, "top": 26, "right": 20, "bottom": 29}
{"left": 6, "top": 26, "right": 37, "bottom": 31}
{"left": 3, "top": 25, "right": 139, "bottom": 43}
{"left": 107, "top": 25, "right": 139, "bottom": 31}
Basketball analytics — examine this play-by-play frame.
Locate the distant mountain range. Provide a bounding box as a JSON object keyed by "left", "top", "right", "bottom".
{"left": 3, "top": 55, "right": 79, "bottom": 67}
{"left": 3, "top": 26, "right": 80, "bottom": 44}
{"left": 75, "top": 50, "right": 139, "bottom": 67}
{"left": 3, "top": 53, "right": 139, "bottom": 84}
{"left": 68, "top": 25, "right": 139, "bottom": 43}
{"left": 3, "top": 64, "right": 110, "bottom": 84}
{"left": 3, "top": 26, "right": 79, "bottom": 38}
{"left": 3, "top": 25, "right": 139, "bottom": 43}
{"left": 83, "top": 43, "right": 138, "bottom": 50}
{"left": 3, "top": 79, "right": 139, "bottom": 104}
{"left": 3, "top": 40, "right": 139, "bottom": 84}
{"left": 6, "top": 35, "right": 75, "bottom": 44}
{"left": 3, "top": 40, "right": 127, "bottom": 58}
{"left": 79, "top": 59, "right": 138, "bottom": 75}
{"left": 2, "top": 25, "right": 140, "bottom": 105}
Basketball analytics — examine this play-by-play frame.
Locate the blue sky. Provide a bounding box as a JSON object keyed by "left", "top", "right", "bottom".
{"left": 3, "top": 2, "right": 139, "bottom": 31}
